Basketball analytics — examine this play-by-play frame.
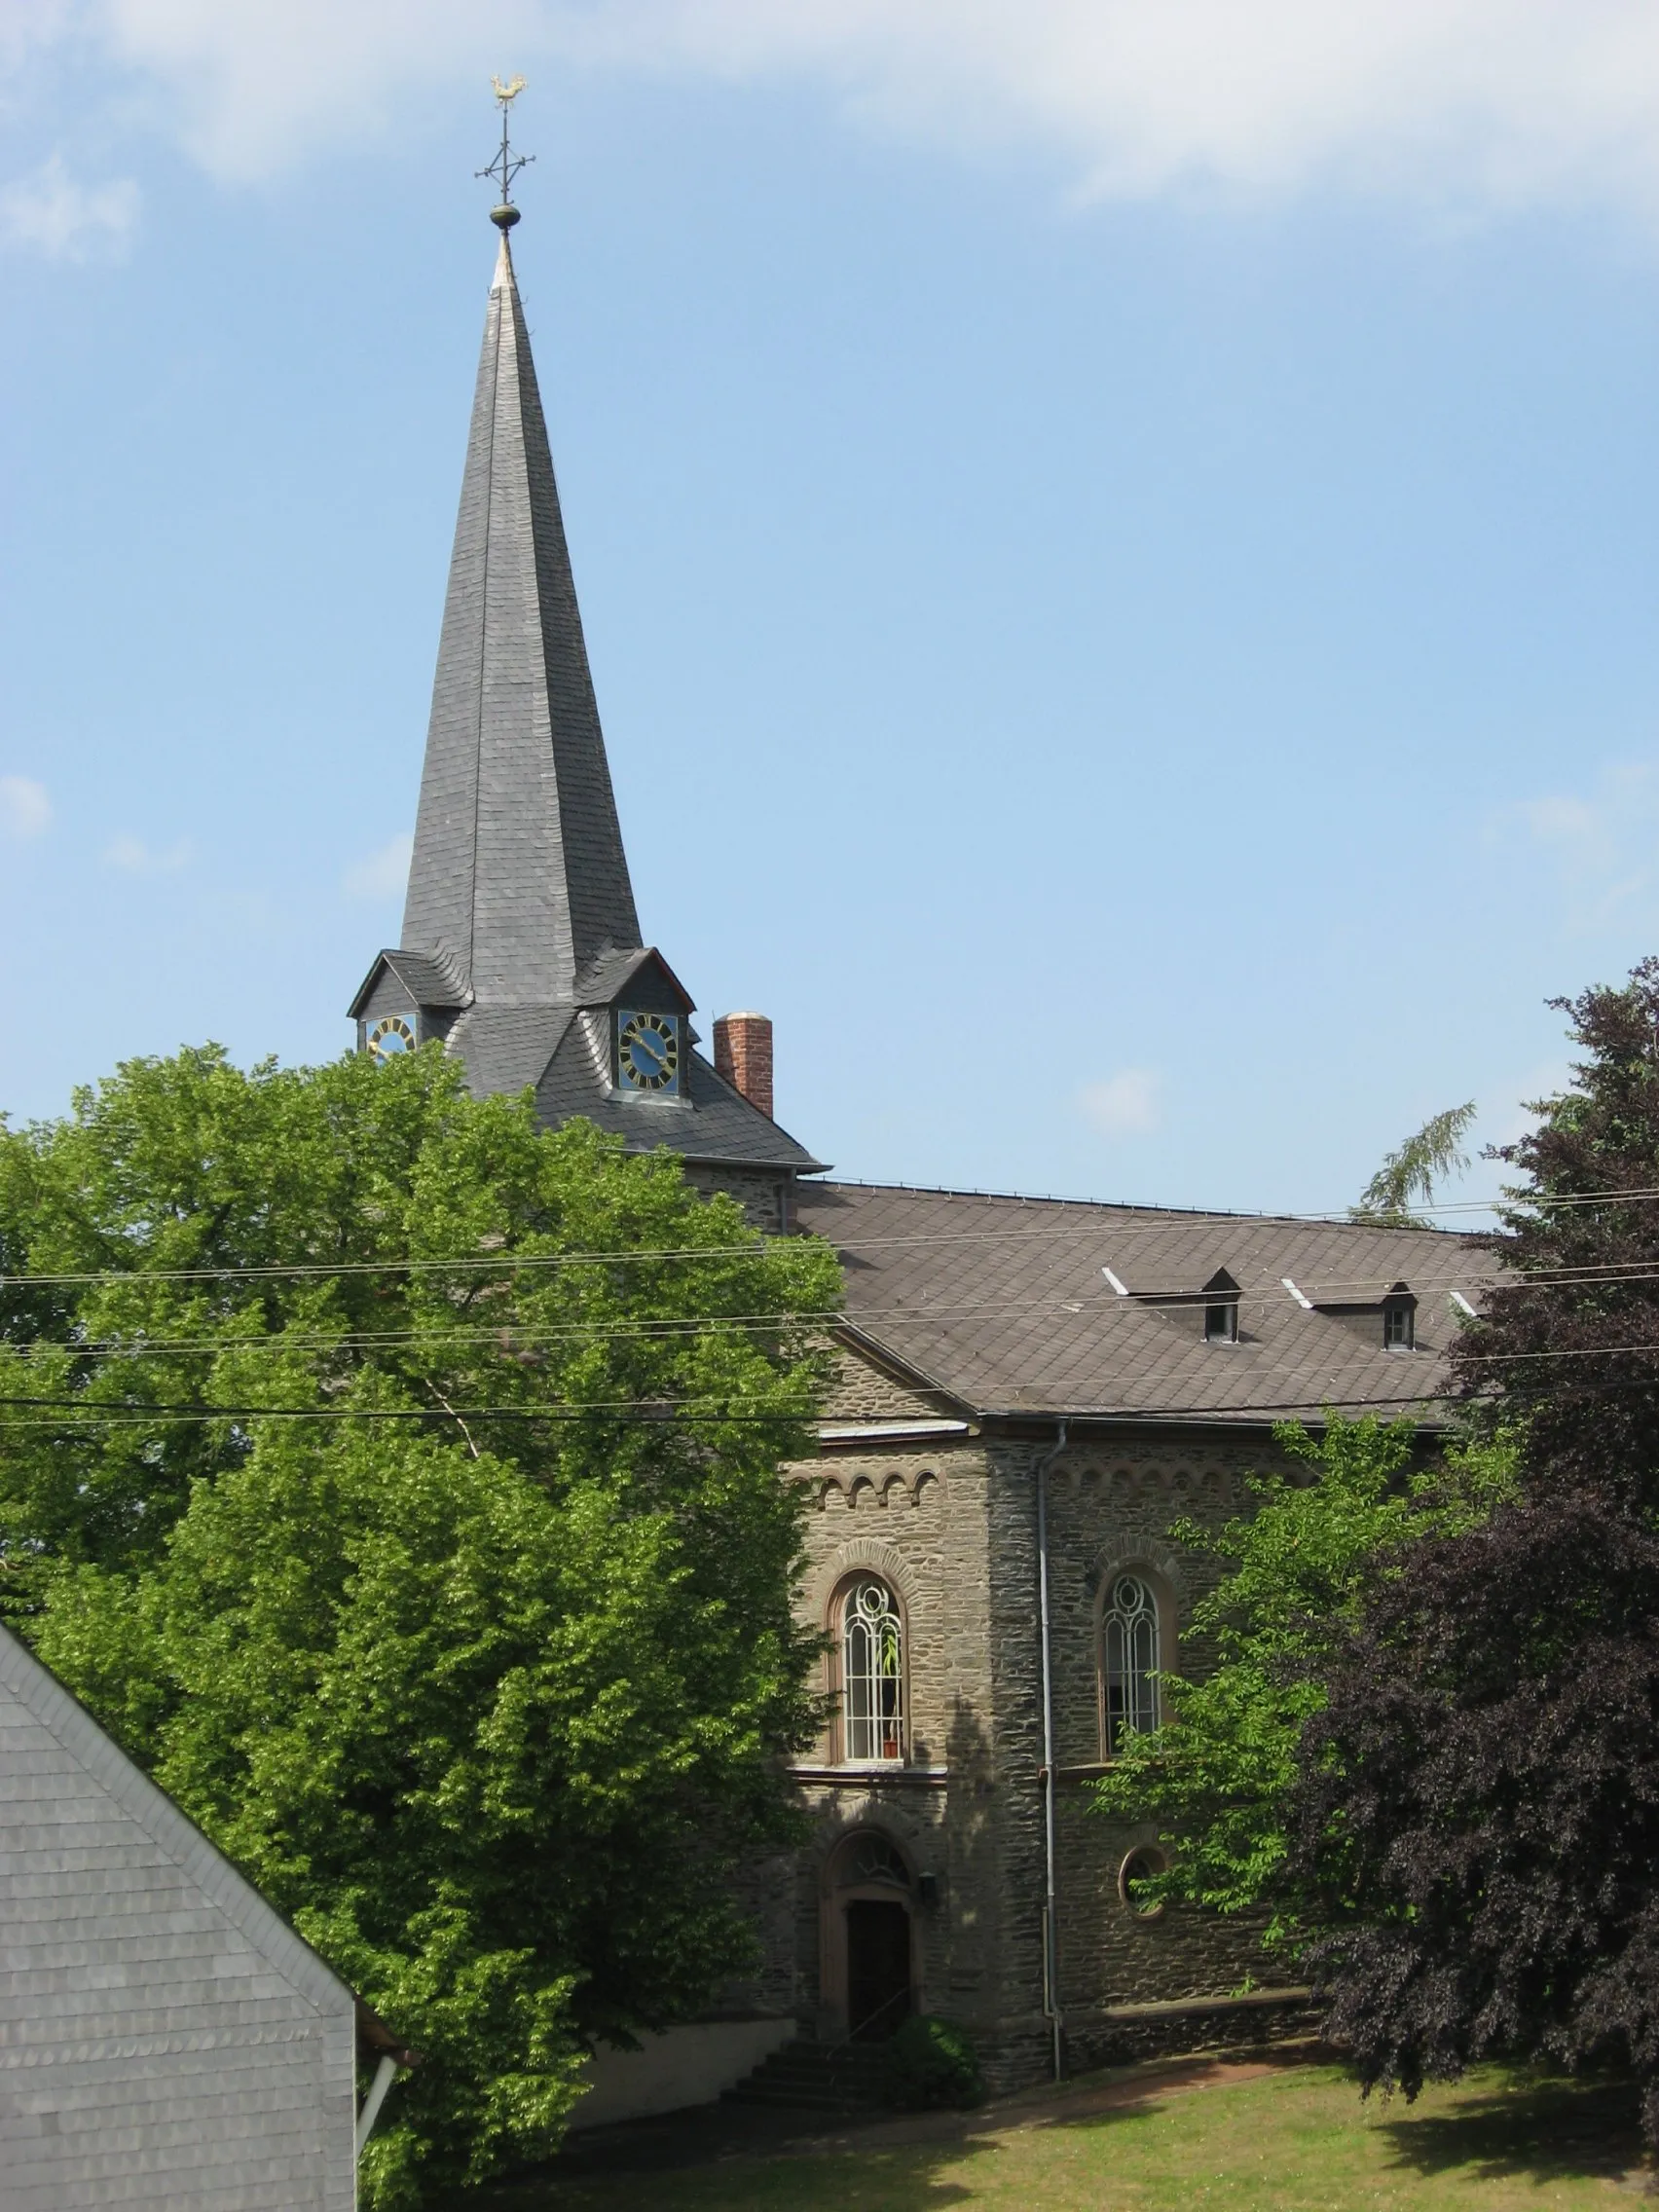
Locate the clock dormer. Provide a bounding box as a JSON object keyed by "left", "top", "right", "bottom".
{"left": 576, "top": 948, "right": 695, "bottom": 1104}
{"left": 348, "top": 950, "right": 467, "bottom": 1062}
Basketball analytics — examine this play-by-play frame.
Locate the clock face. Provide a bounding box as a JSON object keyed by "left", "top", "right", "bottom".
{"left": 366, "top": 1014, "right": 417, "bottom": 1060}
{"left": 616, "top": 1010, "right": 682, "bottom": 1094}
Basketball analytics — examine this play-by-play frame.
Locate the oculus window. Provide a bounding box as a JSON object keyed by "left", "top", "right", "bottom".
{"left": 1118, "top": 1845, "right": 1168, "bottom": 1919}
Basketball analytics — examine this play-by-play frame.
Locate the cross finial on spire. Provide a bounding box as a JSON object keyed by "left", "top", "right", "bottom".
{"left": 479, "top": 76, "right": 534, "bottom": 230}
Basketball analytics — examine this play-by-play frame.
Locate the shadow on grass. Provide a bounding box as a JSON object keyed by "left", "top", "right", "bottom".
{"left": 1377, "top": 2071, "right": 1643, "bottom": 2190}
{"left": 465, "top": 2051, "right": 1649, "bottom": 2210}
{"left": 476, "top": 2135, "right": 1002, "bottom": 2210}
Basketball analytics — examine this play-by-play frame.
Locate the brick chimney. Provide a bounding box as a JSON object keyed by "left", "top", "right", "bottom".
{"left": 714, "top": 1012, "right": 774, "bottom": 1120}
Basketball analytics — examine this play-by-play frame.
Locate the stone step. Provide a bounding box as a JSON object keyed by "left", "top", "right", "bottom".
{"left": 722, "top": 2039, "right": 893, "bottom": 2114}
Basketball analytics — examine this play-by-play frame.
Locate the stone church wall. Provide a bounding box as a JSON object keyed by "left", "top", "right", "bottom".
{"left": 682, "top": 1162, "right": 790, "bottom": 1235}
{"left": 820, "top": 1347, "right": 951, "bottom": 1425}
{"left": 781, "top": 1445, "right": 1005, "bottom": 2050}
{"left": 745, "top": 1410, "right": 1309, "bottom": 2095}
{"left": 1021, "top": 1432, "right": 1304, "bottom": 2068}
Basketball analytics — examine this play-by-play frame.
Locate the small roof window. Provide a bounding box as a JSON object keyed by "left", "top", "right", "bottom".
{"left": 1382, "top": 1282, "right": 1417, "bottom": 1351}
{"left": 1202, "top": 1269, "right": 1240, "bottom": 1345}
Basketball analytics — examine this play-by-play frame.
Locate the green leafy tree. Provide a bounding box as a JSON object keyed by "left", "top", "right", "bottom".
{"left": 1349, "top": 1101, "right": 1477, "bottom": 1226}
{"left": 0, "top": 1045, "right": 841, "bottom": 2203}
{"left": 1090, "top": 1416, "right": 1512, "bottom": 1930}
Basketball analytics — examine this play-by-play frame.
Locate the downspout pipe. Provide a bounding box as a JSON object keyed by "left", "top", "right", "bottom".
{"left": 1036, "top": 1417, "right": 1069, "bottom": 2083}
{"left": 355, "top": 2051, "right": 399, "bottom": 2161}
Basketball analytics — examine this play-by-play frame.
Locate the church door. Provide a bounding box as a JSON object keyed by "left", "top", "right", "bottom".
{"left": 845, "top": 1899, "right": 912, "bottom": 2042}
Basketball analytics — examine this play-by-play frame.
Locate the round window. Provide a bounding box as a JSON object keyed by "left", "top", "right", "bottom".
{"left": 1118, "top": 1847, "right": 1167, "bottom": 1919}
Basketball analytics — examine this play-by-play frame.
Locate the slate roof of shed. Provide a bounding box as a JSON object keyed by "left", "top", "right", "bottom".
{"left": 795, "top": 1181, "right": 1496, "bottom": 1427}
{"left": 0, "top": 1621, "right": 361, "bottom": 2209}
{"left": 0, "top": 1622, "right": 353, "bottom": 2025}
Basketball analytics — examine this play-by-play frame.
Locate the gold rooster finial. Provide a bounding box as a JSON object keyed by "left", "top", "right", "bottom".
{"left": 479, "top": 78, "right": 534, "bottom": 227}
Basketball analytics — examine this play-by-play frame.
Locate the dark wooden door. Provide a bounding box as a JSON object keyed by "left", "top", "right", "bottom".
{"left": 846, "top": 1899, "right": 911, "bottom": 2042}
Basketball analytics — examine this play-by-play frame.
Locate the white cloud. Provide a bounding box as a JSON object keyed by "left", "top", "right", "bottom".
{"left": 105, "top": 832, "right": 190, "bottom": 872}
{"left": 29, "top": 0, "right": 1659, "bottom": 219}
{"left": 1513, "top": 759, "right": 1659, "bottom": 929}
{"left": 343, "top": 830, "right": 413, "bottom": 902}
{"left": 1079, "top": 1066, "right": 1160, "bottom": 1138}
{"left": 0, "top": 776, "right": 52, "bottom": 839}
{"left": 0, "top": 156, "right": 138, "bottom": 259}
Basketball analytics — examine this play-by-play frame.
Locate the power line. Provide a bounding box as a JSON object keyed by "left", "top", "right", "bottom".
{"left": 9, "top": 1331, "right": 1659, "bottom": 1435}
{"left": 8, "top": 1180, "right": 1659, "bottom": 1293}
{"left": 21, "top": 1260, "right": 1659, "bottom": 1368}
{"left": 0, "top": 1390, "right": 1443, "bottom": 1431}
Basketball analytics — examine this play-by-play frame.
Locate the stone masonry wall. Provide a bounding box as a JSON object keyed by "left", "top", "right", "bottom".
{"left": 782, "top": 1444, "right": 1003, "bottom": 2047}
{"left": 989, "top": 1431, "right": 1304, "bottom": 2081}
{"left": 751, "top": 1384, "right": 1308, "bottom": 2096}
{"left": 820, "top": 1348, "right": 953, "bottom": 1424}
{"left": 682, "top": 1162, "right": 789, "bottom": 1235}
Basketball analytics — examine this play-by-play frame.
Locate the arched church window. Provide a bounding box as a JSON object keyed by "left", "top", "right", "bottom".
{"left": 841, "top": 1577, "right": 904, "bottom": 1762}
{"left": 1104, "top": 1573, "right": 1161, "bottom": 1752}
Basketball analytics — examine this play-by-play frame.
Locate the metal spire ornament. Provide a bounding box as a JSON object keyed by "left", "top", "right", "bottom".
{"left": 479, "top": 75, "right": 533, "bottom": 230}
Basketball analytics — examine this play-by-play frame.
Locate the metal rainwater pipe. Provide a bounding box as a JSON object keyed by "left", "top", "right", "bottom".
{"left": 1036, "top": 1417, "right": 1069, "bottom": 2083}
{"left": 355, "top": 2052, "right": 399, "bottom": 2162}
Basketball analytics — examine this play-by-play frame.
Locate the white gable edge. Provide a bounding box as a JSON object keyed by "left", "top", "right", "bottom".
{"left": 0, "top": 1624, "right": 353, "bottom": 2023}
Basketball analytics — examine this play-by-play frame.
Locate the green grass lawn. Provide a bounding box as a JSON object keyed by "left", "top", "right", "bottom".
{"left": 492, "top": 2058, "right": 1644, "bottom": 2212}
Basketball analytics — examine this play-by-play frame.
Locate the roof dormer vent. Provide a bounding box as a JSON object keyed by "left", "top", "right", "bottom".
{"left": 1382, "top": 1282, "right": 1417, "bottom": 1350}
{"left": 1201, "top": 1269, "right": 1240, "bottom": 1345}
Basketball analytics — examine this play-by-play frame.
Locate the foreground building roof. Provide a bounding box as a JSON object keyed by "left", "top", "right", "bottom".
{"left": 0, "top": 1624, "right": 358, "bottom": 2209}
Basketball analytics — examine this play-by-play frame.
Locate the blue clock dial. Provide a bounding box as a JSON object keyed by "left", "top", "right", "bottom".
{"left": 616, "top": 1010, "right": 682, "bottom": 1094}
{"left": 367, "top": 1014, "right": 416, "bottom": 1060}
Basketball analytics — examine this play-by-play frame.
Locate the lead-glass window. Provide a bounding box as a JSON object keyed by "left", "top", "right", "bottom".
{"left": 1104, "top": 1573, "right": 1161, "bottom": 1752}
{"left": 842, "top": 1577, "right": 904, "bottom": 1762}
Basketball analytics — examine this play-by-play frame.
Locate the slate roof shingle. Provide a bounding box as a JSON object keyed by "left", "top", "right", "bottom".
{"left": 401, "top": 231, "right": 639, "bottom": 1005}
{"left": 364, "top": 228, "right": 822, "bottom": 1178}
{"left": 795, "top": 1181, "right": 1495, "bottom": 1427}
{"left": 0, "top": 1625, "right": 356, "bottom": 2209}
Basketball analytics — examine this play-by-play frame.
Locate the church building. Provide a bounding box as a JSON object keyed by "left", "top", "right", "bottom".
{"left": 350, "top": 189, "right": 1492, "bottom": 2109}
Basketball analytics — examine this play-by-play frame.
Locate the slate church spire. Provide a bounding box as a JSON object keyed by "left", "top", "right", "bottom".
{"left": 399, "top": 219, "right": 641, "bottom": 1003}
{"left": 349, "top": 107, "right": 823, "bottom": 1226}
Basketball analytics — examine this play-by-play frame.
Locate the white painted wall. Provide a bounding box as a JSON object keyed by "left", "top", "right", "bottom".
{"left": 568, "top": 2019, "right": 795, "bottom": 2129}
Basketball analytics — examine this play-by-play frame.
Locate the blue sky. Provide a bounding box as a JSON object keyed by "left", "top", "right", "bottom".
{"left": 6, "top": 5, "right": 1659, "bottom": 1220}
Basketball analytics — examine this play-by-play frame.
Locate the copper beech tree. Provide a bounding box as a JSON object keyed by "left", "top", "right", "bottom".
{"left": 1293, "top": 959, "right": 1659, "bottom": 2136}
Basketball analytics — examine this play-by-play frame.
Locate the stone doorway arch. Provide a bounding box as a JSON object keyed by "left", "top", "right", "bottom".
{"left": 822, "top": 1828, "right": 916, "bottom": 2042}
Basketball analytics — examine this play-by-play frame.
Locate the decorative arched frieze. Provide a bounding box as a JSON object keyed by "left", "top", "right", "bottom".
{"left": 807, "top": 1461, "right": 947, "bottom": 1513}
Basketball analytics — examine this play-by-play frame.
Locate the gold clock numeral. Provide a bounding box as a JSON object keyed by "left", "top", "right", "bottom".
{"left": 618, "top": 1011, "right": 680, "bottom": 1091}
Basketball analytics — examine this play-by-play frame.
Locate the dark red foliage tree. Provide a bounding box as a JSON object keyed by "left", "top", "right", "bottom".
{"left": 1292, "top": 958, "right": 1659, "bottom": 2132}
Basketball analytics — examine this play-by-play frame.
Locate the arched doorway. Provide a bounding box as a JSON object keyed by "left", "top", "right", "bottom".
{"left": 824, "top": 1830, "right": 915, "bottom": 2042}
